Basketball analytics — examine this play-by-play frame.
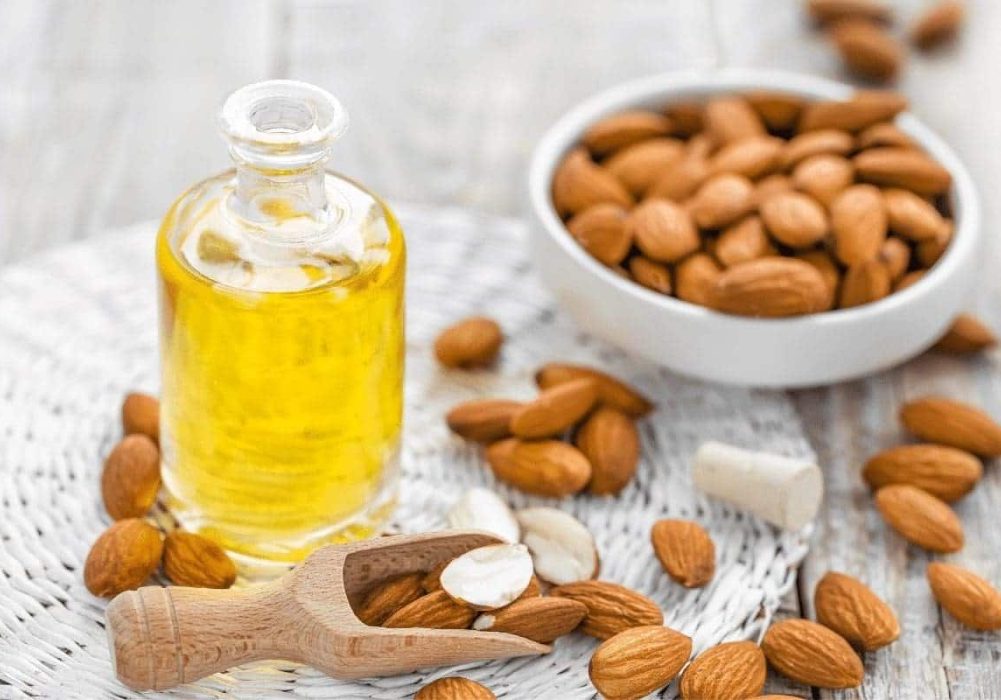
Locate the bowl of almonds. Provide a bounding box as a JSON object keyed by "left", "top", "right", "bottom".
{"left": 528, "top": 68, "right": 980, "bottom": 387}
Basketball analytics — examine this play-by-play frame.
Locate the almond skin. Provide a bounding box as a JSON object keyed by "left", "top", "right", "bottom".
{"left": 415, "top": 677, "right": 495, "bottom": 700}
{"left": 589, "top": 625, "right": 692, "bottom": 700}
{"left": 934, "top": 314, "right": 998, "bottom": 354}
{"left": 446, "top": 399, "right": 522, "bottom": 444}
{"left": 647, "top": 153, "right": 711, "bottom": 201}
{"left": 383, "top": 590, "right": 475, "bottom": 629}
{"left": 628, "top": 256, "right": 672, "bottom": 294}
{"left": 355, "top": 572, "right": 426, "bottom": 626}
{"left": 627, "top": 199, "right": 700, "bottom": 263}
{"left": 839, "top": 259, "right": 891, "bottom": 308}
{"left": 814, "top": 572, "right": 900, "bottom": 650}
{"left": 863, "top": 444, "right": 982, "bottom": 502}
{"left": 927, "top": 562, "right": 1001, "bottom": 631}
{"left": 101, "top": 434, "right": 161, "bottom": 520}
{"left": 162, "top": 530, "right": 238, "bottom": 589}
{"left": 582, "top": 110, "right": 673, "bottom": 156}
{"left": 791, "top": 154, "right": 855, "bottom": 207}
{"left": 746, "top": 91, "right": 805, "bottom": 131}
{"left": 704, "top": 96, "right": 766, "bottom": 144}
{"left": 690, "top": 174, "right": 756, "bottom": 229}
{"left": 715, "top": 216, "right": 775, "bottom": 268}
{"left": 473, "top": 596, "right": 587, "bottom": 643}
{"left": 709, "top": 257, "right": 831, "bottom": 318}
{"left": 679, "top": 641, "right": 767, "bottom": 700}
{"left": 535, "top": 363, "right": 653, "bottom": 417}
{"left": 122, "top": 392, "right": 160, "bottom": 443}
{"left": 874, "top": 484, "right": 964, "bottom": 552}
{"left": 911, "top": 0, "right": 965, "bottom": 50}
{"left": 799, "top": 91, "right": 907, "bottom": 133}
{"left": 710, "top": 135, "right": 785, "bottom": 179}
{"left": 676, "top": 253, "right": 723, "bottom": 307}
{"left": 884, "top": 187, "right": 947, "bottom": 241}
{"left": 552, "top": 148, "right": 633, "bottom": 217}
{"left": 575, "top": 407, "right": 640, "bottom": 495}
{"left": 760, "top": 191, "right": 828, "bottom": 249}
{"left": 830, "top": 20, "right": 903, "bottom": 83}
{"left": 900, "top": 396, "right": 1001, "bottom": 457}
{"left": 879, "top": 236, "right": 911, "bottom": 281}
{"left": 807, "top": 0, "right": 893, "bottom": 24}
{"left": 831, "top": 184, "right": 887, "bottom": 265}
{"left": 567, "top": 204, "right": 632, "bottom": 266}
{"left": 782, "top": 129, "right": 855, "bottom": 169}
{"left": 510, "top": 378, "right": 598, "bottom": 439}
{"left": 651, "top": 519, "right": 716, "bottom": 588}
{"left": 605, "top": 137, "right": 686, "bottom": 196}
{"left": 485, "top": 439, "right": 591, "bottom": 497}
{"left": 550, "top": 580, "right": 664, "bottom": 639}
{"left": 854, "top": 147, "right": 952, "bottom": 196}
{"left": 761, "top": 618, "right": 864, "bottom": 689}
{"left": 84, "top": 519, "right": 164, "bottom": 598}
{"left": 434, "top": 317, "right": 503, "bottom": 369}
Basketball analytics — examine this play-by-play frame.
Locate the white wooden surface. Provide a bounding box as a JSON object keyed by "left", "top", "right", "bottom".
{"left": 1, "top": 1, "right": 999, "bottom": 697}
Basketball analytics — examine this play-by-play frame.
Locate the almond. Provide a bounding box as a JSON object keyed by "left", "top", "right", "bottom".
{"left": 575, "top": 407, "right": 639, "bottom": 496}
{"left": 927, "top": 562, "right": 1001, "bottom": 631}
{"left": 900, "top": 396, "right": 1001, "bottom": 457}
{"left": 516, "top": 507, "right": 598, "bottom": 584}
{"left": 383, "top": 590, "right": 476, "bottom": 629}
{"left": 814, "top": 572, "right": 900, "bottom": 650}
{"left": 535, "top": 363, "right": 653, "bottom": 417}
{"left": 101, "top": 434, "right": 161, "bottom": 520}
{"left": 440, "top": 544, "right": 534, "bottom": 610}
{"left": 894, "top": 269, "right": 925, "bottom": 292}
{"left": 879, "top": 236, "right": 911, "bottom": 281}
{"left": 679, "top": 641, "right": 767, "bottom": 700}
{"left": 355, "top": 572, "right": 426, "bottom": 625}
{"left": 761, "top": 618, "right": 864, "bottom": 689}
{"left": 796, "top": 249, "right": 840, "bottom": 309}
{"left": 552, "top": 148, "right": 633, "bottom": 217}
{"left": 874, "top": 484, "right": 964, "bottom": 552}
{"left": 676, "top": 253, "right": 723, "bottom": 307}
{"left": 754, "top": 174, "right": 795, "bottom": 206}
{"left": 830, "top": 20, "right": 904, "bottom": 83}
{"left": 651, "top": 519, "right": 716, "bottom": 588}
{"left": 760, "top": 191, "right": 828, "bottom": 248}
{"left": 434, "top": 317, "right": 503, "bottom": 369}
{"left": 627, "top": 199, "right": 700, "bottom": 263}
{"left": 647, "top": 153, "right": 711, "bottom": 201}
{"left": 916, "top": 221, "right": 952, "bottom": 266}
{"left": 567, "top": 204, "right": 632, "bottom": 266}
{"left": 715, "top": 216, "right": 775, "bottom": 267}
{"left": 854, "top": 147, "right": 952, "bottom": 195}
{"left": 589, "top": 625, "right": 691, "bottom": 699}
{"left": 704, "top": 96, "right": 766, "bottom": 144}
{"left": 863, "top": 444, "right": 982, "bottom": 501}
{"left": 857, "top": 122, "right": 915, "bottom": 150}
{"left": 415, "top": 677, "right": 495, "bottom": 700}
{"left": 807, "top": 0, "right": 892, "bottom": 24}
{"left": 709, "top": 257, "right": 831, "bottom": 318}
{"left": 122, "top": 392, "right": 160, "bottom": 443}
{"left": 472, "top": 596, "right": 587, "bottom": 643}
{"left": 510, "top": 378, "right": 598, "bottom": 439}
{"left": 839, "top": 259, "right": 891, "bottom": 308}
{"left": 782, "top": 129, "right": 855, "bottom": 169}
{"left": 799, "top": 91, "right": 907, "bottom": 133}
{"left": 605, "top": 138, "right": 686, "bottom": 196}
{"left": 551, "top": 580, "right": 663, "bottom": 639}
{"left": 628, "top": 256, "right": 672, "bottom": 294}
{"left": 710, "top": 136, "right": 785, "bottom": 179}
{"left": 485, "top": 439, "right": 591, "bottom": 497}
{"left": 666, "top": 101, "right": 704, "bottom": 137}
{"left": 162, "top": 530, "right": 237, "bottom": 589}
{"left": 582, "top": 110, "right": 673, "bottom": 156}
{"left": 911, "top": 0, "right": 965, "bottom": 51}
{"left": 446, "top": 399, "right": 521, "bottom": 444}
{"left": 690, "top": 174, "right": 756, "bottom": 229}
{"left": 831, "top": 184, "right": 887, "bottom": 265}
{"left": 746, "top": 91, "right": 805, "bottom": 131}
{"left": 791, "top": 154, "right": 855, "bottom": 207}
{"left": 934, "top": 314, "right": 998, "bottom": 354}
{"left": 883, "top": 187, "right": 947, "bottom": 241}
{"left": 422, "top": 561, "right": 447, "bottom": 593}
{"left": 84, "top": 519, "right": 164, "bottom": 598}
{"left": 448, "top": 487, "right": 520, "bottom": 543}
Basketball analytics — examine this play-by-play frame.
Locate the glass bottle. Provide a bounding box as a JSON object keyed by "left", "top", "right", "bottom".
{"left": 156, "top": 80, "right": 405, "bottom": 571}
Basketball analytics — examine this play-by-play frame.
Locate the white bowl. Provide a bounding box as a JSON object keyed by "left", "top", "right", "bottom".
{"left": 528, "top": 68, "right": 981, "bottom": 388}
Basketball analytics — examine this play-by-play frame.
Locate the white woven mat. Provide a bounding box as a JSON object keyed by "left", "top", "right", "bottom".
{"left": 0, "top": 203, "right": 815, "bottom": 699}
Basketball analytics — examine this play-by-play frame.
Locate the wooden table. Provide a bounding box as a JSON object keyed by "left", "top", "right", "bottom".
{"left": 1, "top": 1, "right": 998, "bottom": 697}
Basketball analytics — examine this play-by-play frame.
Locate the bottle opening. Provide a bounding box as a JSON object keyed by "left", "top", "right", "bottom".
{"left": 249, "top": 98, "right": 316, "bottom": 135}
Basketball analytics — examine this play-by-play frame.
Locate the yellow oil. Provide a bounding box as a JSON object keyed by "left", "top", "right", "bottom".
{"left": 156, "top": 170, "right": 405, "bottom": 567}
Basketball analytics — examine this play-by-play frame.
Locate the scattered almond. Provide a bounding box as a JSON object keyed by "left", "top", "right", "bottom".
{"left": 651, "top": 519, "right": 716, "bottom": 588}
{"left": 575, "top": 407, "right": 639, "bottom": 495}
{"left": 122, "top": 392, "right": 160, "bottom": 444}
{"left": 472, "top": 596, "right": 587, "bottom": 643}
{"left": 927, "top": 562, "right": 1001, "bottom": 631}
{"left": 679, "top": 641, "right": 767, "bottom": 700}
{"left": 814, "top": 572, "right": 900, "bottom": 650}
{"left": 552, "top": 148, "right": 633, "bottom": 217}
{"left": 485, "top": 439, "right": 592, "bottom": 497}
{"left": 567, "top": 204, "right": 632, "bottom": 266}
{"left": 900, "top": 396, "right": 1001, "bottom": 457}
{"left": 84, "top": 519, "right": 164, "bottom": 598}
{"left": 535, "top": 363, "right": 653, "bottom": 417}
{"left": 516, "top": 507, "right": 599, "bottom": 585}
{"left": 829, "top": 20, "right": 904, "bottom": 83}
{"left": 934, "top": 314, "right": 997, "bottom": 354}
{"left": 447, "top": 487, "right": 520, "bottom": 543}
{"left": 806, "top": 0, "right": 892, "bottom": 25}
{"left": 582, "top": 110, "right": 673, "bottom": 156}
{"left": 709, "top": 257, "right": 831, "bottom": 318}
{"left": 355, "top": 572, "right": 425, "bottom": 626}
{"left": 101, "top": 434, "right": 161, "bottom": 520}
{"left": 551, "top": 580, "right": 663, "bottom": 639}
{"left": 434, "top": 317, "right": 503, "bottom": 369}
{"left": 415, "top": 677, "right": 495, "bottom": 700}
{"left": 446, "top": 399, "right": 521, "bottom": 444}
{"left": 874, "top": 484, "right": 964, "bottom": 552}
{"left": 831, "top": 184, "right": 887, "bottom": 265}
{"left": 911, "top": 0, "right": 965, "bottom": 51}
{"left": 761, "top": 618, "right": 865, "bottom": 689}
{"left": 162, "top": 530, "right": 237, "bottom": 589}
{"left": 383, "top": 590, "right": 476, "bottom": 629}
{"left": 510, "top": 378, "right": 598, "bottom": 439}
{"left": 863, "top": 444, "right": 982, "bottom": 502}
{"left": 589, "top": 625, "right": 692, "bottom": 699}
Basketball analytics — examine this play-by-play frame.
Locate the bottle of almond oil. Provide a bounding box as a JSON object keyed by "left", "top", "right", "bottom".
{"left": 156, "top": 80, "right": 404, "bottom": 571}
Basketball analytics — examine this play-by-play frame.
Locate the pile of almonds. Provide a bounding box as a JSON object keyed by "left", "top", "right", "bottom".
{"left": 83, "top": 393, "right": 237, "bottom": 598}
{"left": 551, "top": 88, "right": 973, "bottom": 321}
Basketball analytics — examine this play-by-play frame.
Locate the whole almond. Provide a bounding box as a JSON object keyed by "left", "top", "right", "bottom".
{"left": 162, "top": 530, "right": 238, "bottom": 590}
{"left": 715, "top": 216, "right": 775, "bottom": 268}
{"left": 911, "top": 0, "right": 965, "bottom": 51}
{"left": 416, "top": 677, "right": 494, "bottom": 700}
{"left": 934, "top": 314, "right": 998, "bottom": 354}
{"left": 355, "top": 572, "right": 426, "bottom": 626}
{"left": 710, "top": 257, "right": 831, "bottom": 318}
{"left": 796, "top": 249, "right": 840, "bottom": 309}
{"left": 589, "top": 625, "right": 691, "bottom": 699}
{"left": 754, "top": 174, "right": 795, "bottom": 206}
{"left": 676, "top": 253, "right": 723, "bottom": 307}
{"left": 863, "top": 444, "right": 982, "bottom": 501}
{"left": 627, "top": 199, "right": 700, "bottom": 263}
{"left": 799, "top": 91, "right": 907, "bottom": 133}
{"left": 710, "top": 136, "right": 785, "bottom": 180}
{"left": 854, "top": 147, "right": 952, "bottom": 195}
{"left": 510, "top": 378, "right": 598, "bottom": 439}
{"left": 582, "top": 110, "right": 673, "bottom": 156}
{"left": 551, "top": 580, "right": 663, "bottom": 639}
{"left": 666, "top": 101, "right": 704, "bottom": 137}
{"left": 647, "top": 154, "right": 711, "bottom": 201}
{"left": 858, "top": 122, "right": 915, "bottom": 150}
{"left": 101, "top": 434, "right": 161, "bottom": 520}
{"left": 122, "top": 392, "right": 160, "bottom": 443}
{"left": 605, "top": 138, "right": 686, "bottom": 196}
{"left": 916, "top": 221, "right": 952, "bottom": 267}
{"left": 746, "top": 91, "right": 805, "bottom": 131}
{"left": 422, "top": 561, "right": 448, "bottom": 593}
{"left": 552, "top": 148, "right": 633, "bottom": 217}
{"left": 761, "top": 618, "right": 864, "bottom": 689}
{"left": 894, "top": 269, "right": 925, "bottom": 292}
{"left": 879, "top": 236, "right": 911, "bottom": 281}
{"left": 84, "top": 519, "right": 164, "bottom": 598}
{"left": 705, "top": 96, "right": 766, "bottom": 144}
{"left": 874, "top": 484, "right": 964, "bottom": 552}
{"left": 792, "top": 154, "right": 855, "bottom": 207}
{"left": 831, "top": 184, "right": 887, "bottom": 265}
{"left": 782, "top": 129, "right": 855, "bottom": 169}
{"left": 807, "top": 0, "right": 892, "bottom": 24}
{"left": 446, "top": 399, "right": 522, "bottom": 444}
{"left": 651, "top": 519, "right": 716, "bottom": 588}
{"left": 839, "top": 259, "right": 891, "bottom": 308}
{"left": 486, "top": 439, "right": 591, "bottom": 497}
{"left": 927, "top": 562, "right": 1001, "bottom": 631}
{"left": 535, "top": 363, "right": 653, "bottom": 417}
{"left": 814, "top": 572, "right": 900, "bottom": 650}
{"left": 567, "top": 204, "right": 632, "bottom": 266}
{"left": 830, "top": 20, "right": 903, "bottom": 83}
{"left": 883, "top": 188, "right": 947, "bottom": 241}
{"left": 434, "top": 317, "right": 503, "bottom": 369}
{"left": 900, "top": 396, "right": 1001, "bottom": 457}
{"left": 679, "top": 641, "right": 767, "bottom": 700}
{"left": 383, "top": 590, "right": 475, "bottom": 629}
{"left": 575, "top": 407, "right": 640, "bottom": 495}
{"left": 690, "top": 174, "right": 756, "bottom": 229}
{"left": 628, "top": 256, "right": 672, "bottom": 294}
{"left": 760, "top": 191, "right": 828, "bottom": 248}
{"left": 473, "top": 596, "right": 587, "bottom": 643}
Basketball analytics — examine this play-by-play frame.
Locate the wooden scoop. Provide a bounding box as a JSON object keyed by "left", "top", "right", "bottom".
{"left": 105, "top": 531, "right": 548, "bottom": 691}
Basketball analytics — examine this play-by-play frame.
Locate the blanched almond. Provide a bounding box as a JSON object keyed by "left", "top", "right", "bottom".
{"left": 883, "top": 188, "right": 947, "bottom": 241}
{"left": 792, "top": 154, "right": 855, "bottom": 207}
{"left": 710, "top": 258, "right": 831, "bottom": 317}
{"left": 875, "top": 484, "right": 964, "bottom": 552}
{"left": 516, "top": 507, "right": 599, "bottom": 584}
{"left": 552, "top": 148, "right": 633, "bottom": 217}
{"left": 927, "top": 562, "right": 1001, "bottom": 631}
{"left": 934, "top": 314, "right": 998, "bottom": 354}
{"left": 863, "top": 444, "right": 982, "bottom": 502}
{"left": 715, "top": 216, "right": 775, "bottom": 268}
{"left": 854, "top": 147, "right": 952, "bottom": 195}
{"left": 627, "top": 199, "right": 700, "bottom": 263}
{"left": 839, "top": 259, "right": 891, "bottom": 308}
{"left": 582, "top": 110, "right": 673, "bottom": 156}
{"left": 799, "top": 91, "right": 907, "bottom": 133}
{"left": 676, "top": 253, "right": 723, "bottom": 307}
{"left": 510, "top": 378, "right": 598, "bottom": 439}
{"left": 760, "top": 192, "right": 828, "bottom": 248}
{"left": 440, "top": 543, "right": 534, "bottom": 610}
{"left": 782, "top": 129, "right": 855, "bottom": 169}
{"left": 628, "top": 256, "right": 672, "bottom": 294}
{"left": 831, "top": 184, "right": 887, "bottom": 265}
{"left": 486, "top": 439, "right": 591, "bottom": 497}
{"left": 567, "top": 204, "right": 632, "bottom": 266}
{"left": 704, "top": 96, "right": 766, "bottom": 144}
{"left": 605, "top": 138, "right": 686, "bottom": 196}
{"left": 900, "top": 396, "right": 1001, "bottom": 457}
{"left": 447, "top": 487, "right": 520, "bottom": 543}
{"left": 690, "top": 174, "right": 756, "bottom": 229}
{"left": 535, "top": 363, "right": 653, "bottom": 417}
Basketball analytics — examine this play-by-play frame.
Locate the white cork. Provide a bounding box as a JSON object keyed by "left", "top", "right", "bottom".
{"left": 692, "top": 441, "right": 824, "bottom": 530}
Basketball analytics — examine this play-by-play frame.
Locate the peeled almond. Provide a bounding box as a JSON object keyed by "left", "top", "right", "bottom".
{"left": 567, "top": 204, "right": 632, "bottom": 266}
{"left": 447, "top": 488, "right": 520, "bottom": 543}
{"left": 439, "top": 543, "right": 534, "bottom": 610}
{"left": 831, "top": 184, "right": 887, "bottom": 265}
{"left": 517, "top": 507, "right": 599, "bottom": 585}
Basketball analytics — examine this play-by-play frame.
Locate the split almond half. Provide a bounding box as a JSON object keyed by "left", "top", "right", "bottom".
{"left": 516, "top": 507, "right": 599, "bottom": 585}
{"left": 651, "top": 519, "right": 716, "bottom": 588}
{"left": 814, "top": 571, "right": 900, "bottom": 650}
{"left": 472, "top": 596, "right": 587, "bottom": 643}
{"left": 439, "top": 543, "right": 534, "bottom": 610}
{"left": 447, "top": 488, "right": 520, "bottom": 543}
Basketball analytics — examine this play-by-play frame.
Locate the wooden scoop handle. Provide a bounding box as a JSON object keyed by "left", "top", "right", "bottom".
{"left": 106, "top": 583, "right": 295, "bottom": 691}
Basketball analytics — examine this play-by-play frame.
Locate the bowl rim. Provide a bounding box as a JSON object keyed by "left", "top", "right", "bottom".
{"left": 527, "top": 67, "right": 981, "bottom": 329}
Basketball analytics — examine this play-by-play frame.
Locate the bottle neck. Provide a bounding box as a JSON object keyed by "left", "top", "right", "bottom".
{"left": 232, "top": 161, "right": 330, "bottom": 228}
